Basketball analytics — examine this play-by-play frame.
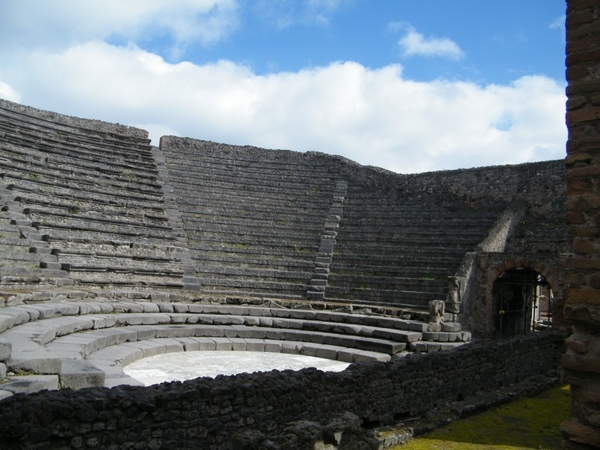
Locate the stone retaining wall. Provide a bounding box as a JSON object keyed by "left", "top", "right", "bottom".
{"left": 0, "top": 331, "right": 565, "bottom": 450}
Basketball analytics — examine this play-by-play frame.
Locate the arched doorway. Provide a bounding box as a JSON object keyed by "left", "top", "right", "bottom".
{"left": 492, "top": 266, "right": 553, "bottom": 338}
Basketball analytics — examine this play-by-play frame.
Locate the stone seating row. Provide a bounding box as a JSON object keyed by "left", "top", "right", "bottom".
{"left": 0, "top": 301, "right": 466, "bottom": 334}
{"left": 0, "top": 100, "right": 150, "bottom": 141}
{"left": 183, "top": 215, "right": 325, "bottom": 233}
{"left": 162, "top": 144, "right": 336, "bottom": 166}
{"left": 325, "top": 287, "right": 446, "bottom": 308}
{"left": 4, "top": 175, "right": 163, "bottom": 206}
{"left": 167, "top": 164, "right": 336, "bottom": 187}
{"left": 0, "top": 160, "right": 162, "bottom": 198}
{"left": 162, "top": 155, "right": 330, "bottom": 177}
{"left": 90, "top": 337, "right": 383, "bottom": 388}
{"left": 171, "top": 184, "right": 332, "bottom": 212}
{"left": 180, "top": 205, "right": 329, "bottom": 225}
{"left": 341, "top": 205, "right": 500, "bottom": 219}
{"left": 0, "top": 301, "right": 469, "bottom": 391}
{"left": 189, "top": 242, "right": 317, "bottom": 259}
{"left": 22, "top": 202, "right": 169, "bottom": 227}
{"left": 192, "top": 253, "right": 315, "bottom": 270}
{"left": 188, "top": 227, "right": 322, "bottom": 244}
{"left": 0, "top": 108, "right": 156, "bottom": 164}
{"left": 0, "top": 128, "right": 158, "bottom": 176}
{"left": 186, "top": 278, "right": 309, "bottom": 298}
{"left": 0, "top": 143, "right": 162, "bottom": 191}
{"left": 331, "top": 261, "right": 457, "bottom": 276}
{"left": 10, "top": 183, "right": 166, "bottom": 214}
{"left": 327, "top": 274, "right": 447, "bottom": 292}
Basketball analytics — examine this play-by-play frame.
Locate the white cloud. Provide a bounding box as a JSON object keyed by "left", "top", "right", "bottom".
{"left": 0, "top": 42, "right": 565, "bottom": 174}
{"left": 391, "top": 23, "right": 465, "bottom": 60}
{"left": 0, "top": 82, "right": 21, "bottom": 103}
{"left": 0, "top": 0, "right": 239, "bottom": 54}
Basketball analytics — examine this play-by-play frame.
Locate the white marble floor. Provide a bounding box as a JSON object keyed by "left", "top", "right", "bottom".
{"left": 123, "top": 351, "right": 351, "bottom": 386}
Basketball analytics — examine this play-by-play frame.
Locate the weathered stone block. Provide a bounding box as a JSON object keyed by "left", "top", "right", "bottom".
{"left": 59, "top": 360, "right": 105, "bottom": 389}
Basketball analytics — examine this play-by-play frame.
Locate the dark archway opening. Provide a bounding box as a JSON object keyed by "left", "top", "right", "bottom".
{"left": 492, "top": 267, "right": 553, "bottom": 338}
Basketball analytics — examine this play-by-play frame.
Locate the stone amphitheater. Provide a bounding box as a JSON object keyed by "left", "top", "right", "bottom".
{"left": 0, "top": 98, "right": 568, "bottom": 449}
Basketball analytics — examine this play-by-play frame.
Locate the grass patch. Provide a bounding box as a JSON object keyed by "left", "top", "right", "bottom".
{"left": 393, "top": 385, "right": 570, "bottom": 450}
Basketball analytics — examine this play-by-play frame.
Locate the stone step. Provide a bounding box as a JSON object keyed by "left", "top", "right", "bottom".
{"left": 0, "top": 103, "right": 149, "bottom": 143}
{"left": 57, "top": 256, "right": 183, "bottom": 273}
{"left": 168, "top": 166, "right": 336, "bottom": 188}
{"left": 175, "top": 185, "right": 331, "bottom": 205}
{"left": 326, "top": 274, "right": 448, "bottom": 294}
{"left": 9, "top": 182, "right": 166, "bottom": 212}
{"left": 0, "top": 167, "right": 163, "bottom": 201}
{"left": 187, "top": 276, "right": 308, "bottom": 294}
{"left": 0, "top": 148, "right": 162, "bottom": 191}
{"left": 330, "top": 263, "right": 455, "bottom": 277}
{"left": 0, "top": 134, "right": 159, "bottom": 180}
{"left": 0, "top": 120, "right": 157, "bottom": 168}
{"left": 27, "top": 208, "right": 173, "bottom": 233}
{"left": 409, "top": 340, "right": 470, "bottom": 353}
{"left": 33, "top": 219, "right": 176, "bottom": 242}
{"left": 50, "top": 241, "right": 188, "bottom": 257}
{"left": 185, "top": 217, "right": 323, "bottom": 234}
{"left": 191, "top": 253, "right": 314, "bottom": 270}
{"left": 193, "top": 267, "right": 312, "bottom": 283}
{"left": 337, "top": 226, "right": 494, "bottom": 239}
{"left": 4, "top": 176, "right": 163, "bottom": 207}
{"left": 325, "top": 286, "right": 445, "bottom": 306}
{"left": 22, "top": 200, "right": 169, "bottom": 226}
{"left": 69, "top": 274, "right": 185, "bottom": 289}
{"left": 187, "top": 234, "right": 319, "bottom": 253}
{"left": 188, "top": 228, "right": 322, "bottom": 244}
{"left": 180, "top": 203, "right": 328, "bottom": 222}
{"left": 336, "top": 235, "right": 486, "bottom": 246}
{"left": 43, "top": 229, "right": 181, "bottom": 248}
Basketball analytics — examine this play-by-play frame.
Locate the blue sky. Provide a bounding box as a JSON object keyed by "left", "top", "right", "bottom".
{"left": 0, "top": 0, "right": 567, "bottom": 173}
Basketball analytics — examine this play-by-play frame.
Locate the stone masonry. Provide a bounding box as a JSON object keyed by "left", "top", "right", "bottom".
{"left": 562, "top": 0, "right": 600, "bottom": 448}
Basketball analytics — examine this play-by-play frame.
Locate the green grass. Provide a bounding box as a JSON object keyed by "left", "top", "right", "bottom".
{"left": 392, "top": 385, "right": 570, "bottom": 450}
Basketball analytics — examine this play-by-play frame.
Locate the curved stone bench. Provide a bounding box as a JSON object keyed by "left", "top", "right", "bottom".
{"left": 0, "top": 301, "right": 470, "bottom": 391}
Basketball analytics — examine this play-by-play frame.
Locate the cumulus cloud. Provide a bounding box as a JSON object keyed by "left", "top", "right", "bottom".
{"left": 391, "top": 23, "right": 465, "bottom": 60}
{"left": 0, "top": 0, "right": 239, "bottom": 54}
{"left": 0, "top": 42, "right": 565, "bottom": 174}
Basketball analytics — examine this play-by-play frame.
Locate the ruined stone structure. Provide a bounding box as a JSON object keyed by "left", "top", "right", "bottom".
{"left": 0, "top": 79, "right": 569, "bottom": 447}
{"left": 562, "top": 0, "right": 600, "bottom": 448}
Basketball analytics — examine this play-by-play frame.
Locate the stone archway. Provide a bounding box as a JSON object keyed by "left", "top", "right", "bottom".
{"left": 487, "top": 258, "right": 562, "bottom": 339}
{"left": 492, "top": 267, "right": 552, "bottom": 338}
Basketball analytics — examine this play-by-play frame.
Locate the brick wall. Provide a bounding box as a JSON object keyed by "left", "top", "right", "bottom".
{"left": 562, "top": 0, "right": 600, "bottom": 448}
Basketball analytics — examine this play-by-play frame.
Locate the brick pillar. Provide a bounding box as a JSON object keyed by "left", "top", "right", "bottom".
{"left": 562, "top": 1, "right": 600, "bottom": 448}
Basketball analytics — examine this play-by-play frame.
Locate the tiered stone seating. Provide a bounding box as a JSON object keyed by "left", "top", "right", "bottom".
{"left": 0, "top": 100, "right": 190, "bottom": 293}
{"left": 0, "top": 301, "right": 470, "bottom": 393}
{"left": 0, "top": 174, "right": 72, "bottom": 288}
{"left": 327, "top": 188, "right": 500, "bottom": 309}
{"left": 160, "top": 138, "right": 339, "bottom": 299}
